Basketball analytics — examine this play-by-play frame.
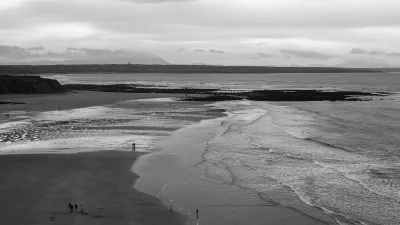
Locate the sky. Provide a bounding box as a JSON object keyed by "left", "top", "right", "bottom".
{"left": 1, "top": 0, "right": 400, "bottom": 67}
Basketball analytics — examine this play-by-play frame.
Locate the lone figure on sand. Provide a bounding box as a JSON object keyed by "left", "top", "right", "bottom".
{"left": 80, "top": 204, "right": 83, "bottom": 214}
{"left": 68, "top": 203, "right": 73, "bottom": 213}
{"left": 196, "top": 209, "right": 198, "bottom": 219}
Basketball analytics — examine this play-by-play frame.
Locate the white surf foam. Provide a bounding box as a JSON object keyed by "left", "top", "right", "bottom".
{"left": 132, "top": 97, "right": 177, "bottom": 102}
{"left": 202, "top": 100, "right": 400, "bottom": 225}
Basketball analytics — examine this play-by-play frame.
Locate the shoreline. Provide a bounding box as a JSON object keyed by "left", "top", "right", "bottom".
{"left": 0, "top": 150, "right": 185, "bottom": 225}
{"left": 133, "top": 111, "right": 332, "bottom": 225}
{"left": 0, "top": 91, "right": 224, "bottom": 224}
{"left": 0, "top": 64, "right": 379, "bottom": 74}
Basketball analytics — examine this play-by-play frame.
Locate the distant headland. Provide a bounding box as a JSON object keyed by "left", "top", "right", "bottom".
{"left": 0, "top": 64, "right": 380, "bottom": 74}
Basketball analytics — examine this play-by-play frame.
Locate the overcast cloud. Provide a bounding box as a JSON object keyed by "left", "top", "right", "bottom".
{"left": 349, "top": 48, "right": 400, "bottom": 57}
{"left": 257, "top": 53, "right": 274, "bottom": 58}
{"left": 0, "top": 45, "right": 161, "bottom": 63}
{"left": 0, "top": 0, "right": 400, "bottom": 66}
{"left": 281, "top": 49, "right": 337, "bottom": 59}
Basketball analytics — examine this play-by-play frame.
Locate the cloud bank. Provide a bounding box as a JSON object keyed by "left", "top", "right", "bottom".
{"left": 0, "top": 0, "right": 400, "bottom": 66}
{"left": 0, "top": 45, "right": 168, "bottom": 64}
{"left": 349, "top": 48, "right": 400, "bottom": 57}
{"left": 257, "top": 53, "right": 273, "bottom": 58}
{"left": 281, "top": 49, "right": 336, "bottom": 59}
{"left": 209, "top": 49, "right": 224, "bottom": 54}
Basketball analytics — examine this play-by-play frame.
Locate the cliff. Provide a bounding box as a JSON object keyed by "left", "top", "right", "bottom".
{"left": 0, "top": 75, "right": 67, "bottom": 94}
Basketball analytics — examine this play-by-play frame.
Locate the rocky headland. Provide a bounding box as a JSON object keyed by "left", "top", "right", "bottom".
{"left": 0, "top": 75, "right": 66, "bottom": 94}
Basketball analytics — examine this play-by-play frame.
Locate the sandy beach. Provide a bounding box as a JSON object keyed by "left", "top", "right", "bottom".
{"left": 0, "top": 150, "right": 185, "bottom": 225}
{"left": 0, "top": 91, "right": 196, "bottom": 225}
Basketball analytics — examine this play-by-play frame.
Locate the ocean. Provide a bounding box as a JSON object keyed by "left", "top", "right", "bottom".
{"left": 4, "top": 72, "right": 400, "bottom": 224}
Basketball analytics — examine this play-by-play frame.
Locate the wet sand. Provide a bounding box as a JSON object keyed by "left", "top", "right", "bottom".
{"left": 0, "top": 150, "right": 185, "bottom": 225}
{"left": 0, "top": 91, "right": 186, "bottom": 118}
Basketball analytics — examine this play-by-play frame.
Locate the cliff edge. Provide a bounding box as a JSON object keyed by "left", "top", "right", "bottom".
{"left": 0, "top": 75, "right": 67, "bottom": 94}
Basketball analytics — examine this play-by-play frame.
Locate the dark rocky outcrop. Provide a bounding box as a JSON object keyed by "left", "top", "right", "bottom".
{"left": 64, "top": 84, "right": 218, "bottom": 94}
{"left": 182, "top": 90, "right": 388, "bottom": 102}
{"left": 0, "top": 101, "right": 25, "bottom": 105}
{"left": 241, "top": 90, "right": 383, "bottom": 101}
{"left": 65, "top": 83, "right": 388, "bottom": 102}
{"left": 0, "top": 75, "right": 66, "bottom": 94}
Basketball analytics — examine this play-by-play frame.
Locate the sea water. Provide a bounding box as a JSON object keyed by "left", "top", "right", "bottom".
{"left": 204, "top": 96, "right": 400, "bottom": 224}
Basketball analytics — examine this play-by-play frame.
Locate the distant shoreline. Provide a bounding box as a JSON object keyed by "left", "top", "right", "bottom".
{"left": 0, "top": 64, "right": 380, "bottom": 74}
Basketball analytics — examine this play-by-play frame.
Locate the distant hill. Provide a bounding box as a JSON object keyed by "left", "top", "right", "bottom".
{"left": 334, "top": 60, "right": 391, "bottom": 68}
{"left": 0, "top": 64, "right": 380, "bottom": 75}
{"left": 376, "top": 68, "right": 400, "bottom": 72}
{"left": 308, "top": 64, "right": 332, "bottom": 67}
{"left": 0, "top": 53, "right": 170, "bottom": 66}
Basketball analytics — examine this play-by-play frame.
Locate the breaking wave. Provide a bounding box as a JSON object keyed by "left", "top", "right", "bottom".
{"left": 200, "top": 100, "right": 400, "bottom": 225}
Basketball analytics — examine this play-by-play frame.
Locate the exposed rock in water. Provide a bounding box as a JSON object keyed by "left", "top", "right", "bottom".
{"left": 0, "top": 101, "right": 25, "bottom": 105}
{"left": 65, "top": 83, "right": 388, "bottom": 102}
{"left": 181, "top": 90, "right": 388, "bottom": 102}
{"left": 0, "top": 75, "right": 67, "bottom": 94}
{"left": 64, "top": 84, "right": 218, "bottom": 94}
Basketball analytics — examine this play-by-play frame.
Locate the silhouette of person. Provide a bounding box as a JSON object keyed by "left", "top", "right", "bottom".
{"left": 68, "top": 202, "right": 72, "bottom": 212}
{"left": 170, "top": 204, "right": 172, "bottom": 212}
{"left": 74, "top": 204, "right": 78, "bottom": 212}
{"left": 80, "top": 204, "right": 83, "bottom": 214}
{"left": 196, "top": 209, "right": 198, "bottom": 219}
{"left": 68, "top": 202, "right": 73, "bottom": 213}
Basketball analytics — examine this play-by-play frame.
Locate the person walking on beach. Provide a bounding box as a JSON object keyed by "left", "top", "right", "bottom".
{"left": 80, "top": 204, "right": 83, "bottom": 214}
{"left": 170, "top": 204, "right": 172, "bottom": 212}
{"left": 74, "top": 204, "right": 78, "bottom": 212}
{"left": 196, "top": 209, "right": 198, "bottom": 219}
{"left": 68, "top": 203, "right": 73, "bottom": 213}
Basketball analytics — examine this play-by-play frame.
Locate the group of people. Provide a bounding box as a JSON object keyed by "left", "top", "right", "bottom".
{"left": 68, "top": 202, "right": 83, "bottom": 214}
